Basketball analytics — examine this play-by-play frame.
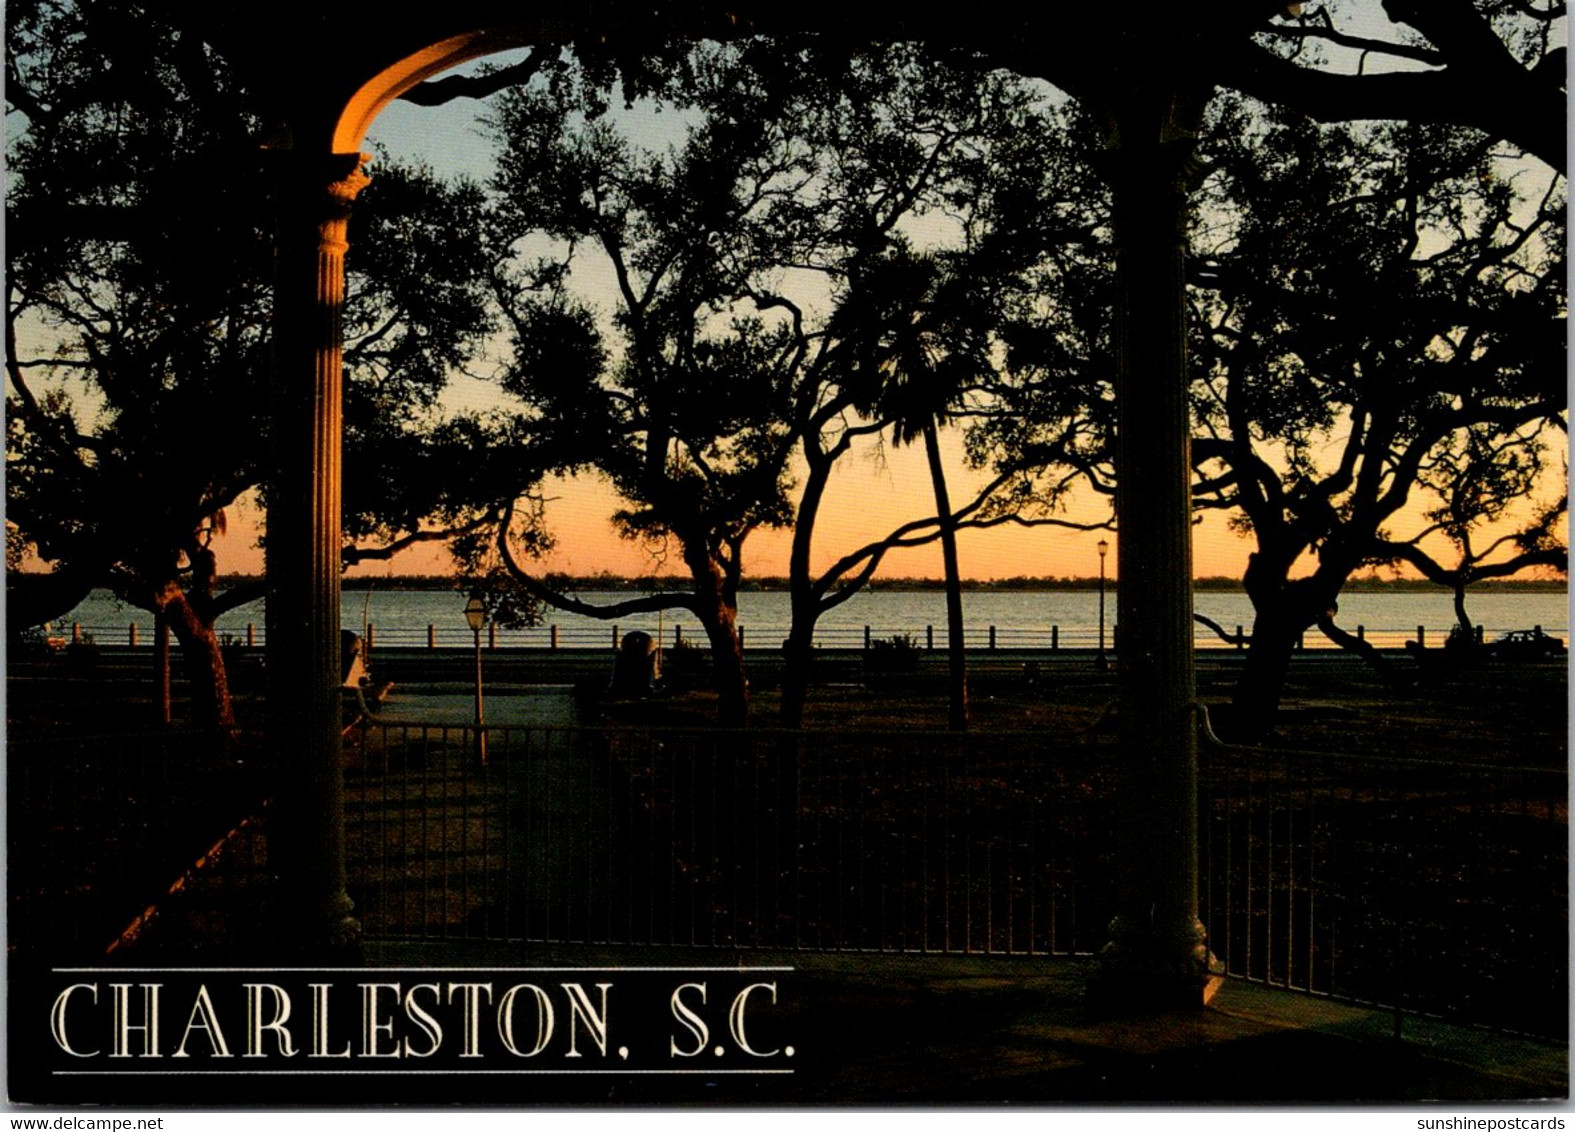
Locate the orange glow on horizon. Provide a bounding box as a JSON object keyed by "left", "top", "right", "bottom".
{"left": 178, "top": 445, "right": 1262, "bottom": 583}
{"left": 21, "top": 460, "right": 1563, "bottom": 586}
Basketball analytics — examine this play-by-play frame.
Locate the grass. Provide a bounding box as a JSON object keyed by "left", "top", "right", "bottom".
{"left": 601, "top": 652, "right": 1567, "bottom": 767}
{"left": 9, "top": 642, "right": 1564, "bottom": 766}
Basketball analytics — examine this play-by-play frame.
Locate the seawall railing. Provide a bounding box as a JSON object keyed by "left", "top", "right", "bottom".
{"left": 37, "top": 619, "right": 1570, "bottom": 653}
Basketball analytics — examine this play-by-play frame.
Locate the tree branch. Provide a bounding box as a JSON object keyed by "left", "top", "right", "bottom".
{"left": 397, "top": 51, "right": 547, "bottom": 107}
{"left": 1221, "top": 39, "right": 1564, "bottom": 169}
{"left": 340, "top": 513, "right": 495, "bottom": 568}
{"left": 1192, "top": 611, "right": 1242, "bottom": 646}
{"left": 212, "top": 576, "right": 268, "bottom": 618}
{"left": 496, "top": 499, "right": 698, "bottom": 619}
{"left": 1380, "top": 537, "right": 1567, "bottom": 587}
{"left": 1257, "top": 17, "right": 1445, "bottom": 67}
{"left": 1317, "top": 609, "right": 1411, "bottom": 692}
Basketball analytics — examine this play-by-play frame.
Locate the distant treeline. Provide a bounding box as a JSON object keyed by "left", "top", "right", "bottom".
{"left": 208, "top": 572, "right": 1567, "bottom": 594}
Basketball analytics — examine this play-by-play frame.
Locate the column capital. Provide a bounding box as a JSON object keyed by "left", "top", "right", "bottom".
{"left": 1087, "top": 83, "right": 1213, "bottom": 207}
{"left": 263, "top": 147, "right": 371, "bottom": 190}
{"left": 265, "top": 149, "right": 371, "bottom": 254}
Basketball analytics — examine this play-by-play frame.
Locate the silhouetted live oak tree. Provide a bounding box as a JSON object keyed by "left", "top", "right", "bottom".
{"left": 476, "top": 44, "right": 831, "bottom": 729}
{"left": 749, "top": 54, "right": 1112, "bottom": 730}
{"left": 9, "top": 0, "right": 1563, "bottom": 737}
{"left": 472, "top": 44, "right": 1109, "bottom": 727}
{"left": 1189, "top": 100, "right": 1566, "bottom": 738}
{"left": 6, "top": 0, "right": 498, "bottom": 726}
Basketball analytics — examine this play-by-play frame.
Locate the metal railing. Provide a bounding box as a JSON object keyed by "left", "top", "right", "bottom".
{"left": 344, "top": 721, "right": 1567, "bottom": 1036}
{"left": 1199, "top": 743, "right": 1567, "bottom": 1037}
{"left": 44, "top": 619, "right": 1570, "bottom": 652}
{"left": 344, "top": 724, "right": 1116, "bottom": 955}
{"left": 7, "top": 729, "right": 270, "bottom": 959}
{"left": 9, "top": 719, "right": 1563, "bottom": 1037}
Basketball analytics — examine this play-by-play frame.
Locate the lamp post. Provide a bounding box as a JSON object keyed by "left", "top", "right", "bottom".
{"left": 464, "top": 595, "right": 487, "bottom": 768}
{"left": 1096, "top": 538, "right": 1110, "bottom": 671}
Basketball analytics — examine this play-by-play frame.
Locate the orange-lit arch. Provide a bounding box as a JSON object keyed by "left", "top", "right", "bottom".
{"left": 331, "top": 28, "right": 533, "bottom": 154}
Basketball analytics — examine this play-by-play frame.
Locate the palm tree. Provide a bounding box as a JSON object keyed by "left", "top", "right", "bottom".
{"left": 845, "top": 249, "right": 996, "bottom": 731}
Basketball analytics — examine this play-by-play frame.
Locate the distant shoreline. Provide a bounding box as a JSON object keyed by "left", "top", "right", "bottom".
{"left": 199, "top": 572, "right": 1568, "bottom": 595}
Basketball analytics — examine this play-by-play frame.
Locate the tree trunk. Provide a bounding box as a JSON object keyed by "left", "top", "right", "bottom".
{"left": 922, "top": 419, "right": 968, "bottom": 731}
{"left": 698, "top": 601, "right": 749, "bottom": 729}
{"left": 1228, "top": 614, "right": 1300, "bottom": 742}
{"left": 1229, "top": 562, "right": 1348, "bottom": 741}
{"left": 1452, "top": 582, "right": 1473, "bottom": 637}
{"left": 780, "top": 449, "right": 836, "bottom": 729}
{"left": 182, "top": 622, "right": 235, "bottom": 730}
{"left": 160, "top": 588, "right": 235, "bottom": 729}
{"left": 683, "top": 549, "right": 749, "bottom": 729}
{"left": 154, "top": 608, "right": 172, "bottom": 725}
{"left": 779, "top": 628, "right": 813, "bottom": 730}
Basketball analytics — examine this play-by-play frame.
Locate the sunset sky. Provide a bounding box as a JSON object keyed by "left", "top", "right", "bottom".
{"left": 343, "top": 439, "right": 1143, "bottom": 582}
{"left": 321, "top": 50, "right": 1554, "bottom": 585}
{"left": 346, "top": 63, "right": 1143, "bottom": 582}
{"left": 12, "top": 20, "right": 1564, "bottom": 587}
{"left": 350, "top": 60, "right": 1238, "bottom": 584}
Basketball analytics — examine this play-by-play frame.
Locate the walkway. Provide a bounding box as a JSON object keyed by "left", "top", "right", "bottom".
{"left": 366, "top": 943, "right": 1568, "bottom": 1105}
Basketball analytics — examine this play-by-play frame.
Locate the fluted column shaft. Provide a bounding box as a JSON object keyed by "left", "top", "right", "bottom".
{"left": 265, "top": 151, "right": 368, "bottom": 958}
{"left": 1088, "top": 113, "right": 1220, "bottom": 1012}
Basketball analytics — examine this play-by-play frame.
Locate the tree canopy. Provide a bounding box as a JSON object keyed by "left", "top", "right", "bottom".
{"left": 5, "top": 0, "right": 500, "bottom": 723}
{"left": 1190, "top": 98, "right": 1566, "bottom": 734}
{"left": 448, "top": 42, "right": 1120, "bottom": 725}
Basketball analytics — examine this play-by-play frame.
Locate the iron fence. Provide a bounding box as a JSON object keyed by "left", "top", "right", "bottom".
{"left": 1199, "top": 743, "right": 1567, "bottom": 1037}
{"left": 8, "top": 720, "right": 1564, "bottom": 1038}
{"left": 7, "top": 729, "right": 271, "bottom": 960}
{"left": 344, "top": 721, "right": 1567, "bottom": 1036}
{"left": 343, "top": 724, "right": 1117, "bottom": 955}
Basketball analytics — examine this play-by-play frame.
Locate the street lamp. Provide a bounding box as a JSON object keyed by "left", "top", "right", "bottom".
{"left": 1096, "top": 538, "right": 1110, "bottom": 671}
{"left": 464, "top": 595, "right": 488, "bottom": 768}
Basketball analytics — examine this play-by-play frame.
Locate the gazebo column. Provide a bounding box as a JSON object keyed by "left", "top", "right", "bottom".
{"left": 1087, "top": 96, "right": 1222, "bottom": 1012}
{"left": 265, "top": 150, "right": 368, "bottom": 959}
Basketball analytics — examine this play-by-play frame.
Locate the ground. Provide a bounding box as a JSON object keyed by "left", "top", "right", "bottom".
{"left": 6, "top": 646, "right": 1567, "bottom": 1105}
{"left": 604, "top": 650, "right": 1568, "bottom": 767}
{"left": 7, "top": 646, "right": 1567, "bottom": 766}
